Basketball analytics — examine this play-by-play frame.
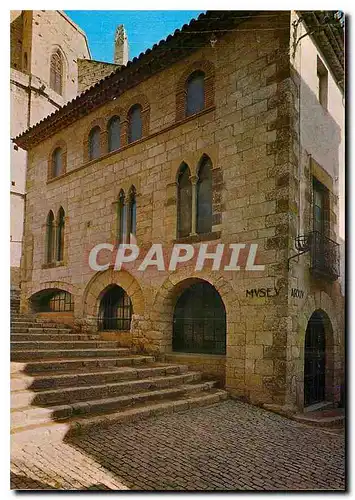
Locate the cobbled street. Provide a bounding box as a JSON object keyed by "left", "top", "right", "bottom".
{"left": 11, "top": 400, "right": 345, "bottom": 491}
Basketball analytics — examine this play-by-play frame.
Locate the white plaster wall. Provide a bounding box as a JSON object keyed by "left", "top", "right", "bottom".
{"left": 291, "top": 11, "right": 345, "bottom": 293}
{"left": 10, "top": 10, "right": 91, "bottom": 269}
{"left": 10, "top": 194, "right": 25, "bottom": 267}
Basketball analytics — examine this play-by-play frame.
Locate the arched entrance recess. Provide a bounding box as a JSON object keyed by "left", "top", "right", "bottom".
{"left": 98, "top": 284, "right": 132, "bottom": 331}
{"left": 304, "top": 311, "right": 326, "bottom": 406}
{"left": 172, "top": 279, "right": 226, "bottom": 354}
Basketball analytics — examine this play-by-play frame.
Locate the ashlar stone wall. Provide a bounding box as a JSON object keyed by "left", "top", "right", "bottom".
{"left": 20, "top": 12, "right": 344, "bottom": 408}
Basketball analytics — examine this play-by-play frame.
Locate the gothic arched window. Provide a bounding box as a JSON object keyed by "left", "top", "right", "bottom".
{"left": 177, "top": 163, "right": 192, "bottom": 238}
{"left": 117, "top": 190, "right": 127, "bottom": 243}
{"left": 128, "top": 186, "right": 137, "bottom": 238}
{"left": 46, "top": 211, "right": 55, "bottom": 264}
{"left": 128, "top": 104, "right": 143, "bottom": 143}
{"left": 108, "top": 116, "right": 121, "bottom": 152}
{"left": 56, "top": 207, "right": 65, "bottom": 262}
{"left": 52, "top": 147, "right": 63, "bottom": 178}
{"left": 186, "top": 71, "right": 205, "bottom": 117}
{"left": 88, "top": 126, "right": 101, "bottom": 160}
{"left": 197, "top": 156, "right": 213, "bottom": 234}
{"left": 50, "top": 49, "right": 63, "bottom": 95}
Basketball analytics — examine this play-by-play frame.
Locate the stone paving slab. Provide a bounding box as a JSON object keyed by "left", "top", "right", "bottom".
{"left": 11, "top": 400, "right": 346, "bottom": 491}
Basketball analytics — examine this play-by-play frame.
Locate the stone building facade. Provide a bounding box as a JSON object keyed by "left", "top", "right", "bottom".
{"left": 14, "top": 11, "right": 345, "bottom": 411}
{"left": 10, "top": 10, "right": 91, "bottom": 282}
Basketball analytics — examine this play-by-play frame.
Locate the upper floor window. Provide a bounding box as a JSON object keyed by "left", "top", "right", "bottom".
{"left": 313, "top": 178, "right": 329, "bottom": 235}
{"left": 50, "top": 49, "right": 63, "bottom": 95}
{"left": 197, "top": 156, "right": 212, "bottom": 234}
{"left": 108, "top": 116, "right": 121, "bottom": 152}
{"left": 128, "top": 104, "right": 143, "bottom": 143}
{"left": 177, "top": 163, "right": 192, "bottom": 238}
{"left": 117, "top": 190, "right": 127, "bottom": 243}
{"left": 116, "top": 187, "right": 137, "bottom": 244}
{"left": 128, "top": 186, "right": 137, "bottom": 238}
{"left": 176, "top": 155, "right": 214, "bottom": 239}
{"left": 56, "top": 207, "right": 65, "bottom": 262}
{"left": 186, "top": 71, "right": 205, "bottom": 117}
{"left": 46, "top": 210, "right": 55, "bottom": 264}
{"left": 52, "top": 147, "right": 63, "bottom": 178}
{"left": 317, "top": 56, "right": 328, "bottom": 110}
{"left": 88, "top": 126, "right": 101, "bottom": 160}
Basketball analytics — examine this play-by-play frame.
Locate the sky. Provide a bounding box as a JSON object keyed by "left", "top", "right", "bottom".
{"left": 65, "top": 11, "right": 205, "bottom": 63}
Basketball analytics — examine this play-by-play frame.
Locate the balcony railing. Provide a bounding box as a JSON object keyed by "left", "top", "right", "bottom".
{"left": 290, "top": 231, "right": 340, "bottom": 281}
{"left": 309, "top": 231, "right": 340, "bottom": 281}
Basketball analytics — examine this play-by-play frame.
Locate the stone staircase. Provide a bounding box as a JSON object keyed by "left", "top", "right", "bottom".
{"left": 11, "top": 312, "right": 228, "bottom": 444}
{"left": 10, "top": 288, "right": 21, "bottom": 316}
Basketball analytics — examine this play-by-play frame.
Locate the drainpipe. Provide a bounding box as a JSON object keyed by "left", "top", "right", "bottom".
{"left": 297, "top": 24, "right": 302, "bottom": 236}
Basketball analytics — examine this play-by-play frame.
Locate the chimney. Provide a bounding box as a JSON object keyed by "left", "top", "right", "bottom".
{"left": 114, "top": 24, "right": 129, "bottom": 66}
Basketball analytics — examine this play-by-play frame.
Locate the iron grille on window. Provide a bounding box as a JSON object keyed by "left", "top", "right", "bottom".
{"left": 98, "top": 286, "right": 132, "bottom": 331}
{"left": 173, "top": 282, "right": 226, "bottom": 354}
{"left": 309, "top": 231, "right": 340, "bottom": 281}
{"left": 49, "top": 291, "right": 74, "bottom": 312}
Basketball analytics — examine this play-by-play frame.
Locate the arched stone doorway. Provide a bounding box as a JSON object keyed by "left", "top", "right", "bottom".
{"left": 82, "top": 268, "right": 145, "bottom": 332}
{"left": 303, "top": 309, "right": 334, "bottom": 407}
{"left": 98, "top": 284, "right": 133, "bottom": 331}
{"left": 172, "top": 280, "right": 226, "bottom": 354}
{"left": 304, "top": 311, "right": 326, "bottom": 406}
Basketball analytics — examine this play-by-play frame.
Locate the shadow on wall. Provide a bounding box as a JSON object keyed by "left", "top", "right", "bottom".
{"left": 294, "top": 64, "right": 342, "bottom": 242}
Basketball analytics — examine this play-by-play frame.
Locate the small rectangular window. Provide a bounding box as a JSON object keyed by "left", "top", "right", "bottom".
{"left": 317, "top": 56, "right": 328, "bottom": 110}
{"left": 313, "top": 178, "right": 329, "bottom": 235}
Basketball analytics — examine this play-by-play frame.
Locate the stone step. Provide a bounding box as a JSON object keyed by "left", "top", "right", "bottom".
{"left": 11, "top": 347, "right": 131, "bottom": 361}
{"left": 11, "top": 340, "right": 120, "bottom": 350}
{"left": 10, "top": 318, "right": 36, "bottom": 324}
{"left": 10, "top": 321, "right": 73, "bottom": 333}
{"left": 11, "top": 381, "right": 219, "bottom": 429}
{"left": 11, "top": 314, "right": 32, "bottom": 318}
{"left": 11, "top": 327, "right": 73, "bottom": 334}
{"left": 11, "top": 322, "right": 70, "bottom": 329}
{"left": 11, "top": 333, "right": 101, "bottom": 341}
{"left": 12, "top": 372, "right": 202, "bottom": 408}
{"left": 11, "top": 355, "right": 155, "bottom": 374}
{"left": 11, "top": 390, "right": 228, "bottom": 445}
{"left": 11, "top": 363, "right": 189, "bottom": 391}
{"left": 292, "top": 409, "right": 345, "bottom": 428}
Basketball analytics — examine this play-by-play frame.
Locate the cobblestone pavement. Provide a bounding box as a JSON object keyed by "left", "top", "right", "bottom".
{"left": 11, "top": 400, "right": 345, "bottom": 491}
